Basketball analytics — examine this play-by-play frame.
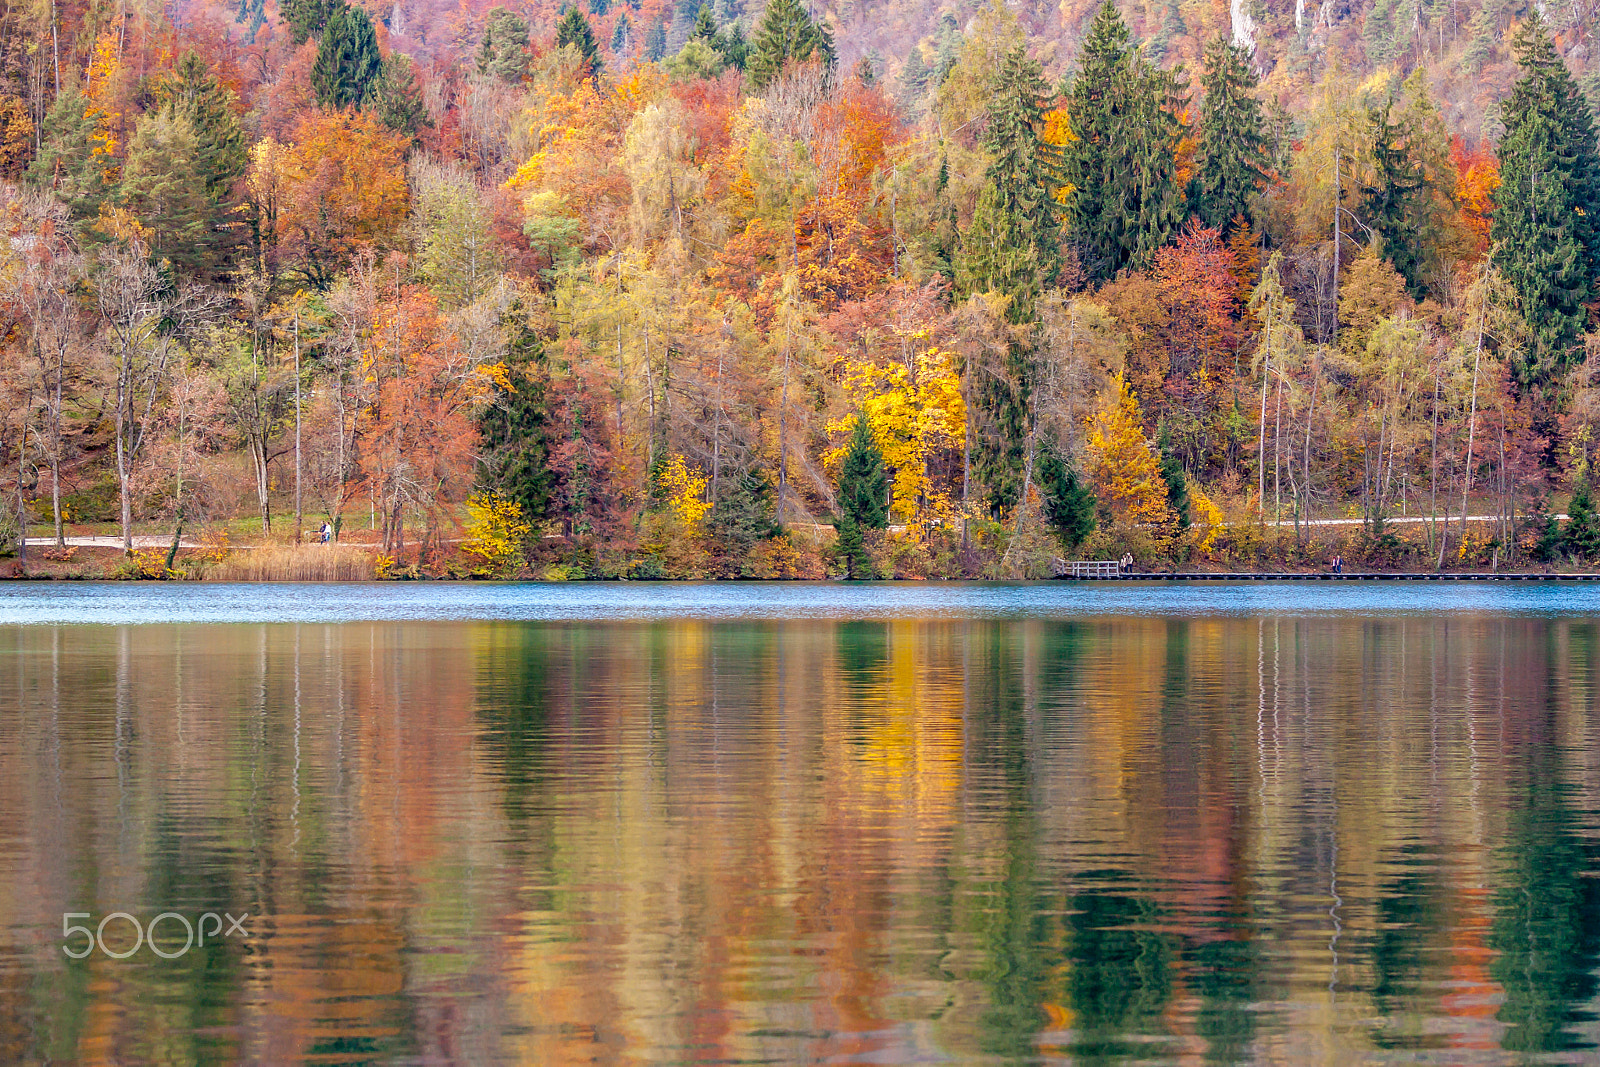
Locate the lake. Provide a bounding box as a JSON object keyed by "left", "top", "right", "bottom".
{"left": 0, "top": 582, "right": 1597, "bottom": 1064}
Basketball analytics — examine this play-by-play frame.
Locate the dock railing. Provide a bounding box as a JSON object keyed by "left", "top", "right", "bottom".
{"left": 1055, "top": 559, "right": 1122, "bottom": 579}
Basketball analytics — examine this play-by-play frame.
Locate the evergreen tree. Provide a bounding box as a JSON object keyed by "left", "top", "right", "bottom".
{"left": 119, "top": 111, "right": 211, "bottom": 274}
{"left": 715, "top": 23, "right": 749, "bottom": 70}
{"left": 746, "top": 0, "right": 834, "bottom": 91}
{"left": 557, "top": 6, "right": 604, "bottom": 78}
{"left": 1037, "top": 443, "right": 1096, "bottom": 549}
{"left": 691, "top": 3, "right": 717, "bottom": 42}
{"left": 25, "top": 86, "right": 115, "bottom": 221}
{"left": 970, "top": 44, "right": 1063, "bottom": 319}
{"left": 311, "top": 2, "right": 383, "bottom": 109}
{"left": 1565, "top": 480, "right": 1600, "bottom": 560}
{"left": 610, "top": 11, "right": 633, "bottom": 55}
{"left": 372, "top": 53, "right": 430, "bottom": 139}
{"left": 281, "top": 0, "right": 338, "bottom": 45}
{"left": 645, "top": 18, "right": 668, "bottom": 61}
{"left": 477, "top": 7, "right": 532, "bottom": 82}
{"left": 708, "top": 467, "right": 781, "bottom": 559}
{"left": 834, "top": 413, "right": 887, "bottom": 579}
{"left": 1157, "top": 427, "right": 1190, "bottom": 527}
{"left": 1361, "top": 100, "right": 1428, "bottom": 297}
{"left": 1191, "top": 34, "right": 1270, "bottom": 235}
{"left": 1491, "top": 14, "right": 1600, "bottom": 388}
{"left": 157, "top": 52, "right": 248, "bottom": 201}
{"left": 589, "top": 0, "right": 609, "bottom": 16}
{"left": 478, "top": 316, "right": 556, "bottom": 522}
{"left": 1063, "top": 0, "right": 1182, "bottom": 282}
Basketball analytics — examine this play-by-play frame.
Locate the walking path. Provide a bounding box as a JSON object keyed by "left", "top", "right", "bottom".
{"left": 25, "top": 535, "right": 201, "bottom": 549}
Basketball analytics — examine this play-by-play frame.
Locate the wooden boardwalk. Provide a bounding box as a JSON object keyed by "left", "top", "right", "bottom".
{"left": 1063, "top": 572, "right": 1600, "bottom": 582}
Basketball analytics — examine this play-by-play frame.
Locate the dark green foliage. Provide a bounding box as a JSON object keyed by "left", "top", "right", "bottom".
{"left": 371, "top": 53, "right": 430, "bottom": 139}
{"left": 1037, "top": 444, "right": 1096, "bottom": 549}
{"left": 478, "top": 7, "right": 531, "bottom": 82}
{"left": 311, "top": 2, "right": 383, "bottom": 109}
{"left": 715, "top": 23, "right": 749, "bottom": 71}
{"left": 1491, "top": 14, "right": 1600, "bottom": 389}
{"left": 1157, "top": 428, "right": 1190, "bottom": 527}
{"left": 746, "top": 0, "right": 834, "bottom": 91}
{"left": 119, "top": 112, "right": 212, "bottom": 275}
{"left": 610, "top": 12, "right": 633, "bottom": 54}
{"left": 708, "top": 467, "right": 781, "bottom": 560}
{"left": 1361, "top": 101, "right": 1429, "bottom": 297}
{"left": 158, "top": 51, "right": 249, "bottom": 201}
{"left": 1564, "top": 481, "right": 1600, "bottom": 560}
{"left": 958, "top": 45, "right": 1063, "bottom": 321}
{"left": 557, "top": 6, "right": 604, "bottom": 78}
{"left": 645, "top": 18, "right": 668, "bottom": 62}
{"left": 1191, "top": 35, "right": 1270, "bottom": 236}
{"left": 1063, "top": 0, "right": 1182, "bottom": 282}
{"left": 835, "top": 515, "right": 873, "bottom": 578}
{"left": 26, "top": 86, "right": 115, "bottom": 221}
{"left": 691, "top": 3, "right": 717, "bottom": 41}
{"left": 236, "top": 0, "right": 267, "bottom": 41}
{"left": 478, "top": 319, "right": 556, "bottom": 523}
{"left": 281, "top": 0, "right": 338, "bottom": 45}
{"left": 837, "top": 413, "right": 888, "bottom": 529}
{"left": 590, "top": 0, "right": 609, "bottom": 16}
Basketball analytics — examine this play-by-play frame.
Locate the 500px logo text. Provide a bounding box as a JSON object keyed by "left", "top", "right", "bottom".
{"left": 62, "top": 911, "right": 250, "bottom": 959}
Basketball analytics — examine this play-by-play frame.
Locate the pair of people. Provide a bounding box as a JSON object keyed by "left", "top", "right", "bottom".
{"left": 318, "top": 522, "right": 332, "bottom": 545}
{"left": 1119, "top": 552, "right": 1135, "bottom": 574}
{"left": 1331, "top": 554, "right": 1344, "bottom": 574}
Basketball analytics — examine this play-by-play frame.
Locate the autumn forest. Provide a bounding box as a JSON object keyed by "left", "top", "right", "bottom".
{"left": 5, "top": 0, "right": 1600, "bottom": 578}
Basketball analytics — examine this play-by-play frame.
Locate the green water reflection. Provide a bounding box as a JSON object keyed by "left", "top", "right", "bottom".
{"left": 0, "top": 614, "right": 1598, "bottom": 1064}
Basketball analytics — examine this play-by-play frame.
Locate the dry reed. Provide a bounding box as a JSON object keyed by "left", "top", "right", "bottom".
{"left": 207, "top": 544, "right": 375, "bottom": 582}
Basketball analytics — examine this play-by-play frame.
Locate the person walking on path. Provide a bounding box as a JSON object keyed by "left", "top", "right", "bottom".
{"left": 319, "top": 522, "right": 333, "bottom": 545}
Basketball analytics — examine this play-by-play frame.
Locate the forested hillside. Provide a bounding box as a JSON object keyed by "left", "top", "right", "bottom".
{"left": 4, "top": 0, "right": 1600, "bottom": 578}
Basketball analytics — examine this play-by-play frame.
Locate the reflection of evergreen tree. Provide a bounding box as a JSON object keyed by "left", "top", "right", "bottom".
{"left": 1490, "top": 765, "right": 1600, "bottom": 1054}
{"left": 1063, "top": 878, "right": 1174, "bottom": 1058}
{"left": 1368, "top": 846, "right": 1443, "bottom": 1050}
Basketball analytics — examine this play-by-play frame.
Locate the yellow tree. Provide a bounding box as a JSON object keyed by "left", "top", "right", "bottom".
{"left": 1085, "top": 375, "right": 1173, "bottom": 526}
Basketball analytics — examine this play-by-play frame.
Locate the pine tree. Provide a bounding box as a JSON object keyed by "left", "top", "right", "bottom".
{"left": 157, "top": 52, "right": 248, "bottom": 201}
{"left": 1063, "top": 0, "right": 1182, "bottom": 281}
{"left": 691, "top": 3, "right": 717, "bottom": 42}
{"left": 478, "top": 315, "right": 556, "bottom": 523}
{"left": 1491, "top": 14, "right": 1600, "bottom": 388}
{"left": 610, "top": 12, "right": 633, "bottom": 55}
{"left": 589, "top": 0, "right": 609, "bottom": 16}
{"left": 1565, "top": 480, "right": 1600, "bottom": 560}
{"left": 1037, "top": 443, "right": 1096, "bottom": 549}
{"left": 119, "top": 111, "right": 210, "bottom": 274}
{"left": 1157, "top": 426, "right": 1190, "bottom": 527}
{"left": 971, "top": 44, "right": 1063, "bottom": 319}
{"left": 372, "top": 53, "right": 430, "bottom": 139}
{"left": 837, "top": 413, "right": 889, "bottom": 530}
{"left": 1361, "top": 100, "right": 1428, "bottom": 297}
{"left": 281, "top": 0, "right": 338, "bottom": 45}
{"left": 25, "top": 86, "right": 115, "bottom": 221}
{"left": 557, "top": 6, "right": 604, "bottom": 78}
{"left": 1191, "top": 34, "right": 1270, "bottom": 235}
{"left": 478, "top": 7, "right": 531, "bottom": 82}
{"left": 746, "top": 0, "right": 834, "bottom": 91}
{"left": 311, "top": 2, "right": 383, "bottom": 109}
{"left": 645, "top": 18, "right": 668, "bottom": 62}
{"left": 708, "top": 468, "right": 781, "bottom": 557}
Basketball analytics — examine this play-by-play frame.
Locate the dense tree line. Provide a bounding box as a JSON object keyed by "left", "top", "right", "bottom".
{"left": 3, "top": 0, "right": 1600, "bottom": 578}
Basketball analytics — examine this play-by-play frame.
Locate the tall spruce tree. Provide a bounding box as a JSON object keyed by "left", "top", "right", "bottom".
{"left": 835, "top": 413, "right": 887, "bottom": 578}
{"left": 478, "top": 7, "right": 532, "bottom": 82}
{"left": 557, "top": 6, "right": 604, "bottom": 78}
{"left": 372, "top": 53, "right": 430, "bottom": 139}
{"left": 311, "top": 2, "right": 383, "bottom": 109}
{"left": 747, "top": 0, "right": 834, "bottom": 91}
{"left": 1037, "top": 443, "right": 1096, "bottom": 549}
{"left": 1063, "top": 0, "right": 1182, "bottom": 282}
{"left": 1191, "top": 34, "right": 1270, "bottom": 235}
{"left": 1361, "top": 101, "right": 1429, "bottom": 297}
{"left": 1491, "top": 14, "right": 1600, "bottom": 388}
{"left": 281, "top": 0, "right": 337, "bottom": 45}
{"left": 956, "top": 44, "right": 1066, "bottom": 518}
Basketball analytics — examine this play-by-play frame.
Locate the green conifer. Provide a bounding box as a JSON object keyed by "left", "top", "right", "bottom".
{"left": 1191, "top": 34, "right": 1270, "bottom": 235}
{"left": 25, "top": 86, "right": 115, "bottom": 221}
{"left": 311, "top": 2, "right": 383, "bottom": 109}
{"left": 557, "top": 6, "right": 604, "bottom": 78}
{"left": 477, "top": 7, "right": 532, "bottom": 82}
{"left": 837, "top": 413, "right": 889, "bottom": 530}
{"left": 1037, "top": 443, "right": 1096, "bottom": 549}
{"left": 1565, "top": 480, "right": 1600, "bottom": 560}
{"left": 645, "top": 18, "right": 668, "bottom": 62}
{"left": 372, "top": 53, "right": 430, "bottom": 139}
{"left": 746, "top": 0, "right": 834, "bottom": 91}
{"left": 281, "top": 0, "right": 337, "bottom": 45}
{"left": 1063, "top": 0, "right": 1182, "bottom": 281}
{"left": 1491, "top": 14, "right": 1600, "bottom": 388}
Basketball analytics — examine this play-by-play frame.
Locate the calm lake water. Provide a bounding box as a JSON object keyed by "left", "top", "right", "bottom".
{"left": 1, "top": 583, "right": 1598, "bottom": 1064}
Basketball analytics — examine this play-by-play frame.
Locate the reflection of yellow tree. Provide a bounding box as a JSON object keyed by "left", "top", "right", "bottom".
{"left": 826, "top": 335, "right": 965, "bottom": 523}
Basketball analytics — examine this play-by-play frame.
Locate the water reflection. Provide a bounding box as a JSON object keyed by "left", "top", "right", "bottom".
{"left": 0, "top": 612, "right": 1597, "bottom": 1064}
